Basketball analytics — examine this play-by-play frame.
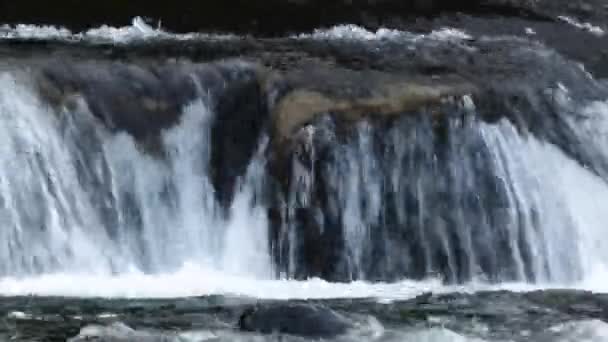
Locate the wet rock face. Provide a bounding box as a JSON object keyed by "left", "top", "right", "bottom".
{"left": 38, "top": 60, "right": 267, "bottom": 142}
{"left": 211, "top": 66, "right": 269, "bottom": 207}
{"left": 39, "top": 61, "right": 195, "bottom": 142}
{"left": 36, "top": 60, "right": 271, "bottom": 207}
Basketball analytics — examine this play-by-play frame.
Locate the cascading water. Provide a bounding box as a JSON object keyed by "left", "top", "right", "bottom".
{"left": 276, "top": 90, "right": 608, "bottom": 285}
{"left": 1, "top": 13, "right": 608, "bottom": 340}
{"left": 0, "top": 55, "right": 607, "bottom": 294}
{"left": 3, "top": 4, "right": 608, "bottom": 340}
{"left": 0, "top": 15, "right": 606, "bottom": 294}
{"left": 0, "top": 70, "right": 271, "bottom": 279}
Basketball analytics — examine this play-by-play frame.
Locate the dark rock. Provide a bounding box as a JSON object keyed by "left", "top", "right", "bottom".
{"left": 38, "top": 60, "right": 184, "bottom": 143}
{"left": 238, "top": 303, "right": 352, "bottom": 338}
{"left": 210, "top": 64, "right": 270, "bottom": 207}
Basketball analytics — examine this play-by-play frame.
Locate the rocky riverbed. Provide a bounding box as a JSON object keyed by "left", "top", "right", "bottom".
{"left": 0, "top": 289, "right": 606, "bottom": 341}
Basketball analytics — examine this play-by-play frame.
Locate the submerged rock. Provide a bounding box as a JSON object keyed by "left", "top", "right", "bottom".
{"left": 238, "top": 303, "right": 353, "bottom": 338}
{"left": 68, "top": 322, "right": 175, "bottom": 342}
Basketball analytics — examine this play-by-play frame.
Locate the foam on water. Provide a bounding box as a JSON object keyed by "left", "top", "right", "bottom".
{"left": 0, "top": 16, "right": 237, "bottom": 42}
{"left": 0, "top": 264, "right": 440, "bottom": 299}
{"left": 558, "top": 16, "right": 605, "bottom": 36}
{"left": 535, "top": 320, "right": 608, "bottom": 342}
{"left": 404, "top": 328, "right": 488, "bottom": 342}
{"left": 66, "top": 318, "right": 608, "bottom": 341}
{"left": 292, "top": 24, "right": 406, "bottom": 40}
{"left": 293, "top": 24, "right": 472, "bottom": 42}
{"left": 0, "top": 23, "right": 72, "bottom": 40}
{"left": 70, "top": 325, "right": 496, "bottom": 342}
{"left": 1, "top": 263, "right": 608, "bottom": 299}
{"left": 0, "top": 17, "right": 470, "bottom": 44}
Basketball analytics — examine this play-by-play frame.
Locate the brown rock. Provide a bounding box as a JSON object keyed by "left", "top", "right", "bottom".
{"left": 272, "top": 81, "right": 477, "bottom": 140}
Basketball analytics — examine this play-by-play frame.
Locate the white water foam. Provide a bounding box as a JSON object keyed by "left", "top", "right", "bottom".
{"left": 0, "top": 264, "right": 441, "bottom": 299}
{"left": 535, "top": 320, "right": 608, "bottom": 342}
{"left": 0, "top": 23, "right": 72, "bottom": 40}
{"left": 0, "top": 263, "right": 607, "bottom": 300}
{"left": 558, "top": 16, "right": 605, "bottom": 36}
{"left": 0, "top": 16, "right": 237, "bottom": 43}
{"left": 293, "top": 24, "right": 472, "bottom": 42}
{"left": 0, "top": 18, "right": 471, "bottom": 45}
{"left": 404, "top": 328, "right": 488, "bottom": 342}
{"left": 292, "top": 24, "right": 404, "bottom": 40}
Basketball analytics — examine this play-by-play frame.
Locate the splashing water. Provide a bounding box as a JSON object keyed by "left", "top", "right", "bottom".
{"left": 0, "top": 71, "right": 271, "bottom": 283}
{"left": 0, "top": 57, "right": 607, "bottom": 300}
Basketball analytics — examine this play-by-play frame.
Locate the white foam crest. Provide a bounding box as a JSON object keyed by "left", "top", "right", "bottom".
{"left": 0, "top": 16, "right": 237, "bottom": 43}
{"left": 534, "top": 320, "right": 608, "bottom": 342}
{"left": 404, "top": 328, "right": 488, "bottom": 342}
{"left": 558, "top": 16, "right": 605, "bottom": 36}
{"left": 294, "top": 24, "right": 471, "bottom": 42}
{"left": 7, "top": 311, "right": 31, "bottom": 320}
{"left": 3, "top": 265, "right": 608, "bottom": 299}
{"left": 294, "top": 24, "right": 406, "bottom": 40}
{"left": 83, "top": 17, "right": 166, "bottom": 43}
{"left": 426, "top": 28, "right": 473, "bottom": 41}
{"left": 0, "top": 18, "right": 473, "bottom": 44}
{"left": 0, "top": 263, "right": 443, "bottom": 299}
{"left": 0, "top": 23, "right": 73, "bottom": 40}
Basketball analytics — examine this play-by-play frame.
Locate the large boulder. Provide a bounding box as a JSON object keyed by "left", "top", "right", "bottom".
{"left": 239, "top": 303, "right": 352, "bottom": 338}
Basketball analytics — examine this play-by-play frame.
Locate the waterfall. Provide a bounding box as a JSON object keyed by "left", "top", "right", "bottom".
{"left": 275, "top": 94, "right": 608, "bottom": 284}
{"left": 0, "top": 70, "right": 271, "bottom": 279}
{"left": 0, "top": 55, "right": 608, "bottom": 290}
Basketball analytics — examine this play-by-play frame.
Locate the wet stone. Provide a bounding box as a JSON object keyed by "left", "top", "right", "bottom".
{"left": 238, "top": 303, "right": 353, "bottom": 338}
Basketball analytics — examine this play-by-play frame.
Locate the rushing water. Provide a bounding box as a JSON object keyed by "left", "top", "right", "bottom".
{"left": 0, "top": 61, "right": 607, "bottom": 293}
{"left": 1, "top": 18, "right": 608, "bottom": 341}
{"left": 0, "top": 71, "right": 272, "bottom": 279}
